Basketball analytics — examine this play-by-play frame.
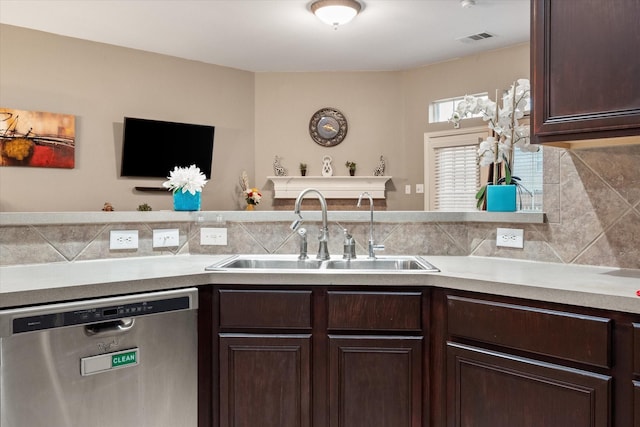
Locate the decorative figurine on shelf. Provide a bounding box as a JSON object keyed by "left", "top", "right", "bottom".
{"left": 137, "top": 203, "right": 152, "bottom": 211}
{"left": 345, "top": 160, "right": 356, "bottom": 176}
{"left": 300, "top": 163, "right": 308, "bottom": 176}
{"left": 273, "top": 156, "right": 287, "bottom": 176}
{"left": 373, "top": 155, "right": 386, "bottom": 176}
{"left": 102, "top": 202, "right": 114, "bottom": 211}
{"left": 321, "top": 155, "right": 333, "bottom": 177}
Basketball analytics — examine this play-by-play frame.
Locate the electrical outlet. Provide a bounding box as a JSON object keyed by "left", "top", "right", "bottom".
{"left": 153, "top": 228, "right": 179, "bottom": 248}
{"left": 110, "top": 230, "right": 139, "bottom": 250}
{"left": 201, "top": 227, "right": 227, "bottom": 245}
{"left": 496, "top": 228, "right": 524, "bottom": 248}
{"left": 405, "top": 185, "right": 411, "bottom": 194}
{"left": 416, "top": 184, "right": 424, "bottom": 194}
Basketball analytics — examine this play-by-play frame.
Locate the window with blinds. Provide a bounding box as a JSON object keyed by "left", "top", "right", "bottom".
{"left": 433, "top": 145, "right": 479, "bottom": 210}
{"left": 424, "top": 127, "right": 488, "bottom": 211}
{"left": 424, "top": 126, "right": 543, "bottom": 211}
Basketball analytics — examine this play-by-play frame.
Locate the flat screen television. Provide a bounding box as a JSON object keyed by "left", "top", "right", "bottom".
{"left": 121, "top": 117, "right": 215, "bottom": 179}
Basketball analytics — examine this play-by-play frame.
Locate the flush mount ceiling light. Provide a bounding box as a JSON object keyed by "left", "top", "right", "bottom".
{"left": 460, "top": 0, "right": 476, "bottom": 8}
{"left": 311, "top": 0, "right": 362, "bottom": 29}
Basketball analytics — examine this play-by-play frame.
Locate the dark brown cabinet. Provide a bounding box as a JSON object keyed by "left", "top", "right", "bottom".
{"left": 446, "top": 343, "right": 610, "bottom": 427}
{"left": 326, "top": 291, "right": 424, "bottom": 427}
{"left": 329, "top": 336, "right": 422, "bottom": 427}
{"left": 216, "top": 289, "right": 313, "bottom": 427}
{"left": 432, "top": 290, "right": 640, "bottom": 427}
{"left": 531, "top": 0, "right": 640, "bottom": 144}
{"left": 443, "top": 295, "right": 613, "bottom": 426}
{"left": 200, "top": 285, "right": 638, "bottom": 427}
{"left": 202, "top": 287, "right": 426, "bottom": 427}
{"left": 219, "top": 334, "right": 312, "bottom": 427}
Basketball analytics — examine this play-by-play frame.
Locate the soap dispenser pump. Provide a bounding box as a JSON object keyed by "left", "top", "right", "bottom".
{"left": 342, "top": 229, "right": 356, "bottom": 260}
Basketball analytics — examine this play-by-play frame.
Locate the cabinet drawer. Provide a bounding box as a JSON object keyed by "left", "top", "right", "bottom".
{"left": 328, "top": 291, "right": 422, "bottom": 331}
{"left": 634, "top": 323, "right": 640, "bottom": 376}
{"left": 219, "top": 290, "right": 311, "bottom": 329}
{"left": 447, "top": 296, "right": 612, "bottom": 368}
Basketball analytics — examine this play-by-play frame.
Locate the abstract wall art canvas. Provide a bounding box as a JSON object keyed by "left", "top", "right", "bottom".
{"left": 0, "top": 107, "right": 75, "bottom": 169}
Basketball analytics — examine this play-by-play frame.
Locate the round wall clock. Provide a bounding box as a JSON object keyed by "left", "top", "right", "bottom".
{"left": 309, "top": 108, "right": 348, "bottom": 147}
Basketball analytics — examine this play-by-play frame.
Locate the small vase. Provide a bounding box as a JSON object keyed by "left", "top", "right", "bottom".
{"left": 486, "top": 185, "right": 517, "bottom": 212}
{"left": 173, "top": 190, "right": 201, "bottom": 211}
{"left": 349, "top": 170, "right": 355, "bottom": 176}
{"left": 301, "top": 170, "right": 307, "bottom": 176}
{"left": 322, "top": 156, "right": 333, "bottom": 177}
{"left": 246, "top": 204, "right": 255, "bottom": 211}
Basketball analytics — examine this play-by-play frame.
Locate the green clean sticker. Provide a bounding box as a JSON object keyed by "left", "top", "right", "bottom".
{"left": 112, "top": 350, "right": 137, "bottom": 368}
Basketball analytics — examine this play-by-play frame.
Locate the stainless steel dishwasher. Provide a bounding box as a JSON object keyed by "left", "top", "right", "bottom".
{"left": 0, "top": 288, "right": 198, "bottom": 427}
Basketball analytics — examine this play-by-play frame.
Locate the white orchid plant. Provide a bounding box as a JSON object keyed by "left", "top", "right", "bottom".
{"left": 162, "top": 164, "right": 208, "bottom": 195}
{"left": 449, "top": 79, "right": 538, "bottom": 208}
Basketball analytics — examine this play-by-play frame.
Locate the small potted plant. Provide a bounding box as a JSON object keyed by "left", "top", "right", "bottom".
{"left": 299, "top": 163, "right": 308, "bottom": 176}
{"left": 345, "top": 161, "right": 356, "bottom": 176}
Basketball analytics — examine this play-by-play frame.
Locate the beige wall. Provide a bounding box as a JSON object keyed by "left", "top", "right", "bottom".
{"left": 0, "top": 24, "right": 255, "bottom": 212}
{"left": 254, "top": 44, "right": 530, "bottom": 210}
{"left": 254, "top": 71, "right": 403, "bottom": 207}
{"left": 0, "top": 24, "right": 529, "bottom": 212}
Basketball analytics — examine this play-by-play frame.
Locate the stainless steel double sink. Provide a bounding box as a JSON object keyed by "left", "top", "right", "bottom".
{"left": 206, "top": 255, "right": 439, "bottom": 272}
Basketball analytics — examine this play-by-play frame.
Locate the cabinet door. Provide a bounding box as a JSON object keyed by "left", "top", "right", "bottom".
{"left": 531, "top": 0, "right": 640, "bottom": 143}
{"left": 447, "top": 342, "right": 611, "bottom": 427}
{"left": 328, "top": 335, "right": 423, "bottom": 427}
{"left": 219, "top": 334, "right": 311, "bottom": 427}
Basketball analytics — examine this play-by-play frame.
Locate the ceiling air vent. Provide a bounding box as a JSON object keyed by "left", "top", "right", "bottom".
{"left": 456, "top": 32, "right": 496, "bottom": 44}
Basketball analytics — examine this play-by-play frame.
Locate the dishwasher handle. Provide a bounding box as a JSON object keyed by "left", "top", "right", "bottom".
{"left": 85, "top": 318, "right": 135, "bottom": 336}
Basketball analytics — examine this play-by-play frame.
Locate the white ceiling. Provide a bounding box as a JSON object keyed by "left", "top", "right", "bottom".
{"left": 0, "top": 0, "right": 530, "bottom": 72}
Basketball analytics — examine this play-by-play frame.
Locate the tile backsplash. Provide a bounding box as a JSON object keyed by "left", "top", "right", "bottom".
{"left": 1, "top": 145, "right": 638, "bottom": 270}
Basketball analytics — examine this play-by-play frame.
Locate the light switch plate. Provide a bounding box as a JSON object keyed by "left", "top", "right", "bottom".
{"left": 496, "top": 228, "right": 524, "bottom": 248}
{"left": 153, "top": 229, "right": 179, "bottom": 248}
{"left": 110, "top": 230, "right": 139, "bottom": 250}
{"left": 405, "top": 185, "right": 411, "bottom": 194}
{"left": 201, "top": 227, "right": 227, "bottom": 245}
{"left": 416, "top": 184, "right": 424, "bottom": 194}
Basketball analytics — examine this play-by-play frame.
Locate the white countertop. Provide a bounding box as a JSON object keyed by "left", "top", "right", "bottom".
{"left": 1, "top": 255, "right": 638, "bottom": 313}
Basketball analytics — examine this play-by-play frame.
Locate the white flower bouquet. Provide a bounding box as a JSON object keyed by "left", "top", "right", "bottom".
{"left": 162, "top": 164, "right": 208, "bottom": 195}
{"left": 240, "top": 170, "right": 262, "bottom": 205}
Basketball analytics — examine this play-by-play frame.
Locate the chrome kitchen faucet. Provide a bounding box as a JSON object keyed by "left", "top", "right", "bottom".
{"left": 290, "top": 188, "right": 330, "bottom": 260}
{"left": 357, "top": 191, "right": 384, "bottom": 258}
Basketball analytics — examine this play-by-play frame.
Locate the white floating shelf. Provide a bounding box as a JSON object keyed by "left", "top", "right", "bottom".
{"left": 268, "top": 176, "right": 392, "bottom": 199}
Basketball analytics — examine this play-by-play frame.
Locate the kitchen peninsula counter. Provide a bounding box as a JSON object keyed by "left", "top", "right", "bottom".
{"left": 1, "top": 255, "right": 638, "bottom": 314}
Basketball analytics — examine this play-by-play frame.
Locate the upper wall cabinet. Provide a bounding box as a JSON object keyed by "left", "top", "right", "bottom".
{"left": 531, "top": 0, "right": 640, "bottom": 146}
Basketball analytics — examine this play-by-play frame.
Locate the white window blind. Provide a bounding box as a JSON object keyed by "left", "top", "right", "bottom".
{"left": 425, "top": 126, "right": 543, "bottom": 211}
{"left": 512, "top": 147, "right": 543, "bottom": 211}
{"left": 433, "top": 144, "right": 479, "bottom": 210}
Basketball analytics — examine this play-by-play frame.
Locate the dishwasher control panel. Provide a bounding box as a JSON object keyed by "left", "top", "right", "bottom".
{"left": 11, "top": 295, "right": 191, "bottom": 334}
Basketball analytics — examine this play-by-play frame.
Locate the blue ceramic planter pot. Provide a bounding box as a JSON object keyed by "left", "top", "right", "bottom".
{"left": 486, "top": 185, "right": 516, "bottom": 212}
{"left": 173, "top": 190, "right": 201, "bottom": 211}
